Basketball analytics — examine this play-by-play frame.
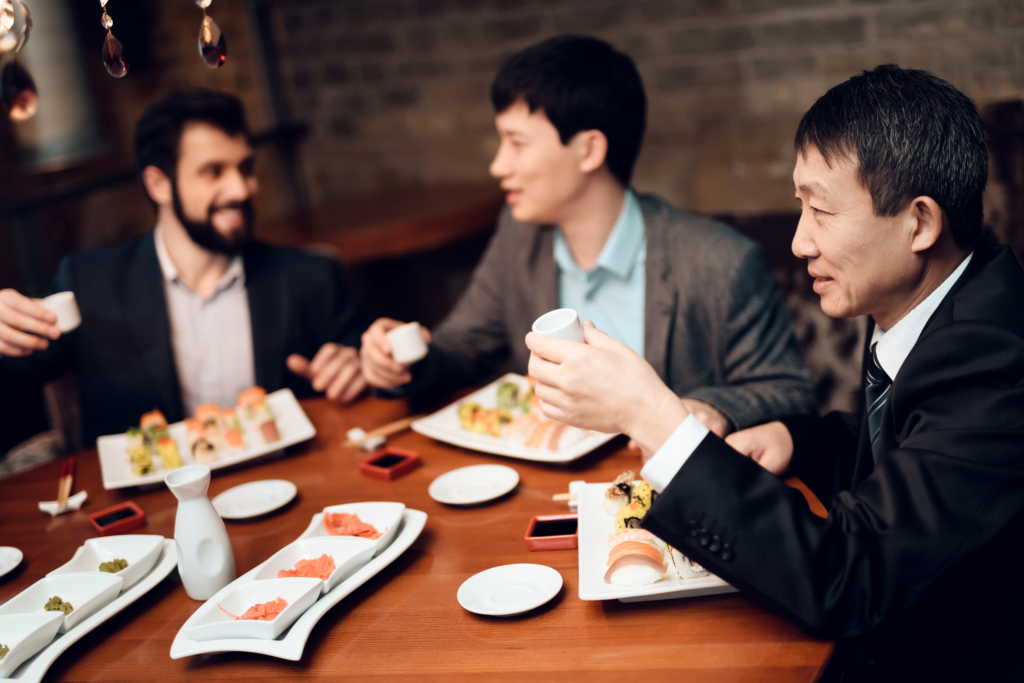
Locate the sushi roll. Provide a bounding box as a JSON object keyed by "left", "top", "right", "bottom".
{"left": 186, "top": 417, "right": 220, "bottom": 464}
{"left": 603, "top": 471, "right": 635, "bottom": 514}
{"left": 669, "top": 547, "right": 710, "bottom": 580}
{"left": 248, "top": 401, "right": 281, "bottom": 444}
{"left": 140, "top": 409, "right": 168, "bottom": 449}
{"left": 496, "top": 382, "right": 519, "bottom": 411}
{"left": 222, "top": 409, "right": 245, "bottom": 450}
{"left": 604, "top": 540, "right": 667, "bottom": 586}
{"left": 153, "top": 428, "right": 182, "bottom": 469}
{"left": 238, "top": 386, "right": 268, "bottom": 423}
{"left": 126, "top": 427, "right": 155, "bottom": 476}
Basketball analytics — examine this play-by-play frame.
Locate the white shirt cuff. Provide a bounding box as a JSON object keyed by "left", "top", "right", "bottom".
{"left": 639, "top": 414, "right": 710, "bottom": 494}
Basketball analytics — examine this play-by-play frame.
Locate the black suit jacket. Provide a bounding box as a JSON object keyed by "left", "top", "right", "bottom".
{"left": 0, "top": 234, "right": 368, "bottom": 443}
{"left": 642, "top": 244, "right": 1024, "bottom": 680}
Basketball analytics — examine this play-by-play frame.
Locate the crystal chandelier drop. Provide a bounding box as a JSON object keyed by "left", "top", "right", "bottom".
{"left": 0, "top": 0, "right": 37, "bottom": 121}
{"left": 197, "top": 0, "right": 226, "bottom": 68}
{"left": 99, "top": 0, "right": 127, "bottom": 77}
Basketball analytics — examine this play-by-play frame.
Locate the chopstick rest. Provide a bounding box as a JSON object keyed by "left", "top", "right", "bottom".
{"left": 39, "top": 490, "right": 88, "bottom": 517}
{"left": 551, "top": 480, "right": 585, "bottom": 511}
{"left": 345, "top": 428, "right": 386, "bottom": 452}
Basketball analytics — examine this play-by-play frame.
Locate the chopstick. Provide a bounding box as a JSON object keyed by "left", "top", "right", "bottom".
{"left": 552, "top": 492, "right": 578, "bottom": 501}
{"left": 57, "top": 456, "right": 75, "bottom": 509}
{"left": 342, "top": 415, "right": 424, "bottom": 448}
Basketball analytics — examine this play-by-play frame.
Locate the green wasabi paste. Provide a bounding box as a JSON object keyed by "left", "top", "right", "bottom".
{"left": 44, "top": 595, "right": 73, "bottom": 615}
{"left": 99, "top": 558, "right": 129, "bottom": 573}
{"left": 0, "top": 643, "right": 9, "bottom": 660}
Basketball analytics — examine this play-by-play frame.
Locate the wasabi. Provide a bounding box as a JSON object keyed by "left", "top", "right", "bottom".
{"left": 99, "top": 558, "right": 129, "bottom": 573}
{"left": 0, "top": 643, "right": 8, "bottom": 660}
{"left": 44, "top": 595, "right": 73, "bottom": 615}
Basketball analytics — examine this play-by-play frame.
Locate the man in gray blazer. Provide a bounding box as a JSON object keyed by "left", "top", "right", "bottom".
{"left": 361, "top": 35, "right": 814, "bottom": 436}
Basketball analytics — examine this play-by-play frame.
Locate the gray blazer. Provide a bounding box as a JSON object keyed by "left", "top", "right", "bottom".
{"left": 394, "top": 193, "right": 816, "bottom": 428}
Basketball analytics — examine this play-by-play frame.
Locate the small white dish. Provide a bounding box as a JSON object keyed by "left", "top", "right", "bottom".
{"left": 182, "top": 577, "right": 321, "bottom": 642}
{"left": 386, "top": 321, "right": 428, "bottom": 365}
{"left": 299, "top": 501, "right": 405, "bottom": 556}
{"left": 428, "top": 464, "right": 519, "bottom": 505}
{"left": 0, "top": 547, "right": 23, "bottom": 578}
{"left": 212, "top": 479, "right": 298, "bottom": 519}
{"left": 253, "top": 537, "right": 376, "bottom": 595}
{"left": 532, "top": 308, "right": 584, "bottom": 343}
{"left": 40, "top": 291, "right": 80, "bottom": 333}
{"left": 457, "top": 564, "right": 563, "bottom": 616}
{"left": 0, "top": 572, "right": 123, "bottom": 633}
{"left": 48, "top": 535, "right": 164, "bottom": 589}
{"left": 0, "top": 612, "right": 65, "bottom": 677}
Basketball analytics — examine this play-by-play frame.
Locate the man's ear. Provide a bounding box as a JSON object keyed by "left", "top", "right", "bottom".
{"left": 142, "top": 165, "right": 173, "bottom": 206}
{"left": 574, "top": 129, "right": 609, "bottom": 175}
{"left": 909, "top": 196, "right": 945, "bottom": 254}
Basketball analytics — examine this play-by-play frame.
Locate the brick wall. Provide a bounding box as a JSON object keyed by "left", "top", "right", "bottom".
{"left": 272, "top": 0, "right": 1024, "bottom": 223}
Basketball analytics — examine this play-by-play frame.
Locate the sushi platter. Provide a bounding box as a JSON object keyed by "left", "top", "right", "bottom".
{"left": 97, "top": 388, "right": 316, "bottom": 490}
{"left": 411, "top": 373, "right": 617, "bottom": 463}
{"left": 170, "top": 506, "right": 427, "bottom": 660}
{"left": 577, "top": 482, "right": 736, "bottom": 602}
{"left": 3, "top": 538, "right": 177, "bottom": 682}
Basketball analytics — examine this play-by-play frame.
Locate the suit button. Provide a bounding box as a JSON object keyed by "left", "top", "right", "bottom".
{"left": 697, "top": 531, "right": 710, "bottom": 547}
{"left": 688, "top": 521, "right": 701, "bottom": 537}
{"left": 721, "top": 544, "right": 734, "bottom": 561}
{"left": 708, "top": 535, "right": 721, "bottom": 553}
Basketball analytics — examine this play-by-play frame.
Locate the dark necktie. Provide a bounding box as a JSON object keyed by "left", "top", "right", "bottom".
{"left": 865, "top": 343, "right": 892, "bottom": 462}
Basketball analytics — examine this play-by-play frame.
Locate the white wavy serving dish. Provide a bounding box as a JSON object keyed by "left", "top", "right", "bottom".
{"left": 170, "top": 508, "right": 427, "bottom": 660}
{"left": 97, "top": 388, "right": 316, "bottom": 490}
{"left": 411, "top": 373, "right": 617, "bottom": 463}
{"left": 4, "top": 539, "right": 177, "bottom": 682}
{"left": 577, "top": 483, "right": 737, "bottom": 602}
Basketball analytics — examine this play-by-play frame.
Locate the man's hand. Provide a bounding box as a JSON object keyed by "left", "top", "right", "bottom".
{"left": 360, "top": 318, "right": 432, "bottom": 389}
{"left": 526, "top": 320, "right": 689, "bottom": 455}
{"left": 287, "top": 343, "right": 366, "bottom": 404}
{"left": 0, "top": 288, "right": 60, "bottom": 357}
{"left": 724, "top": 421, "right": 794, "bottom": 475}
{"left": 681, "top": 398, "right": 733, "bottom": 438}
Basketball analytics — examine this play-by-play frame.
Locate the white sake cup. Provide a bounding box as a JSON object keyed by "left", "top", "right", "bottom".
{"left": 387, "top": 321, "right": 429, "bottom": 365}
{"left": 532, "top": 308, "right": 585, "bottom": 343}
{"left": 40, "top": 291, "right": 81, "bottom": 333}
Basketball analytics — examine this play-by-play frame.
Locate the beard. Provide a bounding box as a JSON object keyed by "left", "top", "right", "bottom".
{"left": 171, "top": 182, "right": 254, "bottom": 256}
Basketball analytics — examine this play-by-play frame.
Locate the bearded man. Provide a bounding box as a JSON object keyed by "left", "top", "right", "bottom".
{"left": 0, "top": 90, "right": 369, "bottom": 442}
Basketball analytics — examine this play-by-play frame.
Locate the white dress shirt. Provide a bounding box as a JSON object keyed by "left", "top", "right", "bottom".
{"left": 640, "top": 252, "right": 975, "bottom": 494}
{"left": 154, "top": 227, "right": 256, "bottom": 415}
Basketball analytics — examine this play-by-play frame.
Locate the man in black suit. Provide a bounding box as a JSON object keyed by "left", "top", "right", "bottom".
{"left": 525, "top": 65, "right": 1024, "bottom": 679}
{"left": 0, "top": 91, "right": 369, "bottom": 442}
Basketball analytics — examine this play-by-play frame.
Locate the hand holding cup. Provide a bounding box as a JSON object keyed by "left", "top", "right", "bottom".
{"left": 360, "top": 318, "right": 432, "bottom": 389}
{"left": 0, "top": 288, "right": 65, "bottom": 357}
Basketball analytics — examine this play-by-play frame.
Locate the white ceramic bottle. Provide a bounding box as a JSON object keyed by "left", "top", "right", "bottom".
{"left": 166, "top": 465, "right": 236, "bottom": 600}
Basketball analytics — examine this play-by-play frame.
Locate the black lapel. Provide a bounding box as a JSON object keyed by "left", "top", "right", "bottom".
{"left": 122, "top": 233, "right": 183, "bottom": 418}
{"left": 851, "top": 316, "right": 876, "bottom": 485}
{"left": 245, "top": 243, "right": 289, "bottom": 390}
{"left": 640, "top": 196, "right": 676, "bottom": 383}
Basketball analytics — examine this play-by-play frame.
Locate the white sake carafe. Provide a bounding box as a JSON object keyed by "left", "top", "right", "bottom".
{"left": 165, "top": 465, "right": 236, "bottom": 600}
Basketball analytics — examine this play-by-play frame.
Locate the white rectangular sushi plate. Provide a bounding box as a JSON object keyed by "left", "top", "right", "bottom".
{"left": 169, "top": 509, "right": 426, "bottom": 661}
{"left": 97, "top": 388, "right": 316, "bottom": 490}
{"left": 577, "top": 483, "right": 738, "bottom": 602}
{"left": 6, "top": 540, "right": 177, "bottom": 682}
{"left": 411, "top": 373, "right": 617, "bottom": 463}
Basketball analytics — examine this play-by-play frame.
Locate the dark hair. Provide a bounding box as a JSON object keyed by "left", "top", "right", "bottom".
{"left": 491, "top": 35, "right": 646, "bottom": 187}
{"left": 795, "top": 64, "right": 987, "bottom": 247}
{"left": 134, "top": 89, "right": 251, "bottom": 185}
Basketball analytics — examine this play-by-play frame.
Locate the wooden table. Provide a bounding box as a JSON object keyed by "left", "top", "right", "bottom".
{"left": 0, "top": 397, "right": 833, "bottom": 682}
{"left": 257, "top": 183, "right": 504, "bottom": 264}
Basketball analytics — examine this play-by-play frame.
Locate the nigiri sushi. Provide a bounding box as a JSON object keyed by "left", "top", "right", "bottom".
{"left": 604, "top": 540, "right": 667, "bottom": 586}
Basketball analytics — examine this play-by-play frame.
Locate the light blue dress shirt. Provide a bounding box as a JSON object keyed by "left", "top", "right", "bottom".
{"left": 553, "top": 189, "right": 647, "bottom": 356}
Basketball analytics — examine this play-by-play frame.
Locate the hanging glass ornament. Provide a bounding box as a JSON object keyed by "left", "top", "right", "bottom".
{"left": 1, "top": 55, "right": 37, "bottom": 121}
{"left": 197, "top": 0, "right": 226, "bottom": 68}
{"left": 99, "top": 2, "right": 127, "bottom": 78}
{"left": 0, "top": 0, "right": 29, "bottom": 55}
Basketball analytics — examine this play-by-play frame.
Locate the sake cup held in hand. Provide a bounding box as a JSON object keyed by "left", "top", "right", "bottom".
{"left": 40, "top": 292, "right": 81, "bottom": 333}
{"left": 387, "top": 321, "right": 429, "bottom": 365}
{"left": 532, "top": 308, "right": 585, "bottom": 343}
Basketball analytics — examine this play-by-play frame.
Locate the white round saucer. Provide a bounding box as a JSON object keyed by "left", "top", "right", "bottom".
{"left": 0, "top": 547, "right": 23, "bottom": 578}
{"left": 457, "top": 564, "right": 563, "bottom": 616}
{"left": 212, "top": 480, "right": 297, "bottom": 520}
{"left": 428, "top": 464, "right": 519, "bottom": 505}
